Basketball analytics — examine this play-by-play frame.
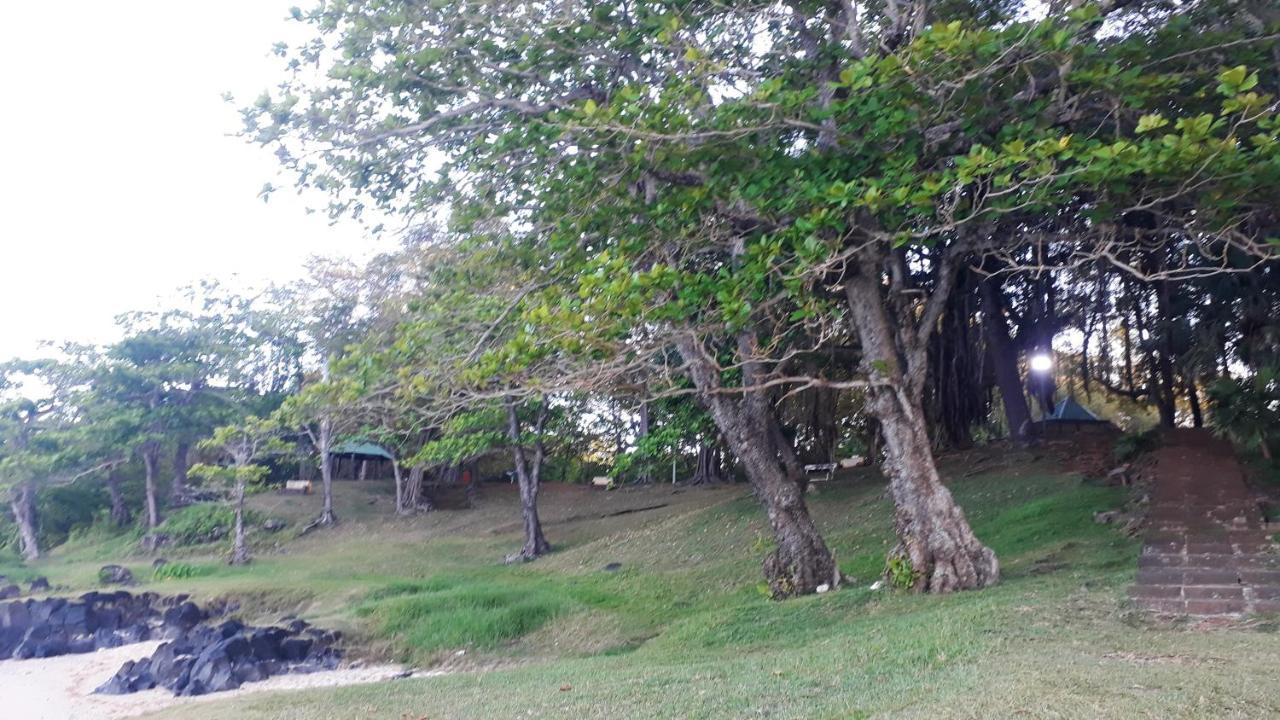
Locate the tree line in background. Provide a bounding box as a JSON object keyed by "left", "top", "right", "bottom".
{"left": 5, "top": 0, "right": 1280, "bottom": 597}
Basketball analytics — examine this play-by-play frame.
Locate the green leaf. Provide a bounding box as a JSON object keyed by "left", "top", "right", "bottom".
{"left": 1135, "top": 114, "right": 1168, "bottom": 134}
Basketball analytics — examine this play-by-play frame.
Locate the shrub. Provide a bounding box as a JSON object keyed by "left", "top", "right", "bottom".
{"left": 1114, "top": 428, "right": 1161, "bottom": 463}
{"left": 159, "top": 503, "right": 260, "bottom": 546}
{"left": 1208, "top": 370, "right": 1280, "bottom": 461}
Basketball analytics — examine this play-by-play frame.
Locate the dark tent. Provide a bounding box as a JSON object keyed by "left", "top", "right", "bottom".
{"left": 1046, "top": 397, "right": 1103, "bottom": 422}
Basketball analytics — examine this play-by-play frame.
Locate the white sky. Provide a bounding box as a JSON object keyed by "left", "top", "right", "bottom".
{"left": 0, "top": 1, "right": 391, "bottom": 360}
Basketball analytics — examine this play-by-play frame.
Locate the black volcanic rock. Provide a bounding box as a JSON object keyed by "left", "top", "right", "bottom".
{"left": 97, "top": 565, "right": 135, "bottom": 586}
{"left": 2, "top": 589, "right": 344, "bottom": 698}
{"left": 97, "top": 615, "right": 345, "bottom": 696}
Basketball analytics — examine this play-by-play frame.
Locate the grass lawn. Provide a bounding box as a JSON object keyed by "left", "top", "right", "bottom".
{"left": 6, "top": 450, "right": 1279, "bottom": 719}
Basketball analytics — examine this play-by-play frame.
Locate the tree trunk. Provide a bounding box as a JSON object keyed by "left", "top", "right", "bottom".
{"left": 1186, "top": 379, "right": 1204, "bottom": 429}
{"left": 142, "top": 446, "right": 161, "bottom": 529}
{"left": 636, "top": 401, "right": 653, "bottom": 484}
{"left": 676, "top": 335, "right": 839, "bottom": 598}
{"left": 871, "top": 389, "right": 1000, "bottom": 591}
{"left": 406, "top": 466, "right": 428, "bottom": 510}
{"left": 981, "top": 279, "right": 1033, "bottom": 442}
{"left": 845, "top": 270, "right": 999, "bottom": 593}
{"left": 506, "top": 399, "right": 551, "bottom": 561}
{"left": 392, "top": 459, "right": 407, "bottom": 515}
{"left": 1155, "top": 283, "right": 1178, "bottom": 428}
{"left": 735, "top": 417, "right": 840, "bottom": 598}
{"left": 11, "top": 481, "right": 40, "bottom": 562}
{"left": 230, "top": 477, "right": 249, "bottom": 565}
{"left": 690, "top": 443, "right": 725, "bottom": 484}
{"left": 170, "top": 441, "right": 191, "bottom": 506}
{"left": 316, "top": 417, "right": 337, "bottom": 526}
{"left": 106, "top": 468, "right": 131, "bottom": 527}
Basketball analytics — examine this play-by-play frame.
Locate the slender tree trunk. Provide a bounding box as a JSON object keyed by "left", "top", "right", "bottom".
{"left": 677, "top": 335, "right": 839, "bottom": 598}
{"left": 1121, "top": 310, "right": 1135, "bottom": 392}
{"left": 170, "top": 441, "right": 191, "bottom": 506}
{"left": 230, "top": 477, "right": 249, "bottom": 565}
{"left": 846, "top": 271, "right": 999, "bottom": 593}
{"left": 316, "top": 417, "right": 337, "bottom": 526}
{"left": 11, "top": 481, "right": 40, "bottom": 562}
{"left": 142, "top": 446, "right": 161, "bottom": 529}
{"left": 1155, "top": 281, "right": 1178, "bottom": 428}
{"left": 636, "top": 401, "right": 653, "bottom": 484}
{"left": 106, "top": 468, "right": 131, "bottom": 527}
{"left": 506, "top": 399, "right": 551, "bottom": 561}
{"left": 392, "top": 459, "right": 407, "bottom": 515}
{"left": 1186, "top": 379, "right": 1204, "bottom": 429}
{"left": 981, "top": 279, "right": 1033, "bottom": 442}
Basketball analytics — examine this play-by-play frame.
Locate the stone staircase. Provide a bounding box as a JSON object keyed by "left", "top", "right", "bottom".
{"left": 1129, "top": 429, "right": 1280, "bottom": 618}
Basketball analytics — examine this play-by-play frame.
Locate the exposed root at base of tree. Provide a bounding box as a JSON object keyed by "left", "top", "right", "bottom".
{"left": 301, "top": 512, "right": 339, "bottom": 535}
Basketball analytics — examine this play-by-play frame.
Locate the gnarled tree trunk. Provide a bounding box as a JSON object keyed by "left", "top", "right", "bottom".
{"left": 689, "top": 443, "right": 726, "bottom": 484}
{"left": 405, "top": 466, "right": 429, "bottom": 510}
{"left": 11, "top": 481, "right": 40, "bottom": 562}
{"left": 846, "top": 261, "right": 999, "bottom": 593}
{"left": 677, "top": 334, "right": 840, "bottom": 599}
{"left": 506, "top": 398, "right": 551, "bottom": 561}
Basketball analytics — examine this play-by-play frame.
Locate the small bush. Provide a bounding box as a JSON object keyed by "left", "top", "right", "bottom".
{"left": 885, "top": 555, "right": 918, "bottom": 590}
{"left": 153, "top": 562, "right": 216, "bottom": 581}
{"left": 159, "top": 504, "right": 259, "bottom": 546}
{"left": 1114, "top": 428, "right": 1161, "bottom": 463}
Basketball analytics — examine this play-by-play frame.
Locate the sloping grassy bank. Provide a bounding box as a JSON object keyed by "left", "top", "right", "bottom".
{"left": 13, "top": 455, "right": 1280, "bottom": 719}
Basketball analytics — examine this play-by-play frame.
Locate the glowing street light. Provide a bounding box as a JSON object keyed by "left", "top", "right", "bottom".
{"left": 1029, "top": 353, "right": 1053, "bottom": 373}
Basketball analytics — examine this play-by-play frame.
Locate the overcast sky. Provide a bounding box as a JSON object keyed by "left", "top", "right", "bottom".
{"left": 0, "top": 1, "right": 389, "bottom": 360}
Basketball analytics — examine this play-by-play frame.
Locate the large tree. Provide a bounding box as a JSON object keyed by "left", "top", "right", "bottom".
{"left": 250, "top": 0, "right": 1280, "bottom": 593}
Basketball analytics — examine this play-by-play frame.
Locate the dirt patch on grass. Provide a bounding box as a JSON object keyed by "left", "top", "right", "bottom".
{"left": 1100, "top": 651, "right": 1227, "bottom": 666}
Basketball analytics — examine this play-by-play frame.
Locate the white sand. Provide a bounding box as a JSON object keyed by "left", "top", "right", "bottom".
{"left": 0, "top": 642, "right": 410, "bottom": 719}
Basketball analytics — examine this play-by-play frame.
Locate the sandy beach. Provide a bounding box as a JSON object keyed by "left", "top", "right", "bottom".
{"left": 0, "top": 642, "right": 409, "bottom": 720}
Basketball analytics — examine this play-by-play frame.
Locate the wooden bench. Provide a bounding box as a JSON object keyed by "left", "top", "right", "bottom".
{"left": 804, "top": 463, "right": 837, "bottom": 482}
{"left": 591, "top": 476, "right": 614, "bottom": 489}
{"left": 284, "top": 480, "right": 312, "bottom": 494}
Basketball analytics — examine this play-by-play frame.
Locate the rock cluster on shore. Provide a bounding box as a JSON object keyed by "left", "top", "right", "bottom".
{"left": 0, "top": 590, "right": 344, "bottom": 697}
{"left": 96, "top": 618, "right": 342, "bottom": 696}
{"left": 0, "top": 591, "right": 203, "bottom": 660}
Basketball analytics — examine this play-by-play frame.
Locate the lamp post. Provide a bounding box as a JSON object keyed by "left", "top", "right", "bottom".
{"left": 1028, "top": 352, "right": 1056, "bottom": 418}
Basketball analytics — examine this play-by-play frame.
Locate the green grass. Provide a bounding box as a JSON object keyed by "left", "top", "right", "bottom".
{"left": 15, "top": 457, "right": 1280, "bottom": 719}
{"left": 152, "top": 561, "right": 217, "bottom": 581}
